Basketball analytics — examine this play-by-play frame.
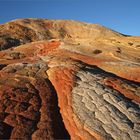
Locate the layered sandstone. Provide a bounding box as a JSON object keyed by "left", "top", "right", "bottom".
{"left": 0, "top": 18, "right": 140, "bottom": 140}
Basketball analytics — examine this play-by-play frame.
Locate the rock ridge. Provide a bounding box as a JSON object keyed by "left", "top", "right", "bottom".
{"left": 0, "top": 18, "right": 140, "bottom": 140}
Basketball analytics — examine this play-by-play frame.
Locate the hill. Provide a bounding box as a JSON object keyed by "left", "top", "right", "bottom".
{"left": 0, "top": 18, "right": 140, "bottom": 140}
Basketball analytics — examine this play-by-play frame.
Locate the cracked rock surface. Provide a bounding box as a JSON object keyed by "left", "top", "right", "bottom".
{"left": 0, "top": 18, "right": 140, "bottom": 140}
{"left": 72, "top": 65, "right": 140, "bottom": 140}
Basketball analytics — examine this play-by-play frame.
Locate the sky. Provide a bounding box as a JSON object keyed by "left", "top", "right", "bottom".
{"left": 0, "top": 0, "right": 140, "bottom": 36}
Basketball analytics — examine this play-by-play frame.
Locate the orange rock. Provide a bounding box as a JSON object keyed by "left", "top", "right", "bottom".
{"left": 104, "top": 77, "right": 140, "bottom": 104}
{"left": 0, "top": 18, "right": 140, "bottom": 140}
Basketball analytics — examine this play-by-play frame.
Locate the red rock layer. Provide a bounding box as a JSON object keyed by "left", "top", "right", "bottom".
{"left": 0, "top": 19, "right": 140, "bottom": 140}
{"left": 104, "top": 77, "right": 140, "bottom": 104}
{"left": 47, "top": 66, "right": 105, "bottom": 140}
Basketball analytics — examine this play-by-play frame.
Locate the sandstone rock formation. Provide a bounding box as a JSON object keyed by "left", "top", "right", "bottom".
{"left": 0, "top": 18, "right": 140, "bottom": 140}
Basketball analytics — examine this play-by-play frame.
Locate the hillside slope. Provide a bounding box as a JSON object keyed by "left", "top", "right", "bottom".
{"left": 0, "top": 19, "right": 140, "bottom": 140}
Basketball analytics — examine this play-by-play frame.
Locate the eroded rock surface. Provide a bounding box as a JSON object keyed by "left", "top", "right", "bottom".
{"left": 0, "top": 63, "right": 70, "bottom": 140}
{"left": 0, "top": 18, "right": 140, "bottom": 140}
{"left": 72, "top": 65, "right": 140, "bottom": 140}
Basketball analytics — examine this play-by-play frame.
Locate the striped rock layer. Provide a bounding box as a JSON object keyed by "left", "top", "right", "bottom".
{"left": 0, "top": 19, "right": 140, "bottom": 140}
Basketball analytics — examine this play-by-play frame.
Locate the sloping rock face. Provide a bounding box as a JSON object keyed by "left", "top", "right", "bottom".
{"left": 0, "top": 18, "right": 140, "bottom": 140}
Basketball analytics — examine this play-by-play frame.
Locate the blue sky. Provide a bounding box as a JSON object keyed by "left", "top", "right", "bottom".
{"left": 0, "top": 0, "right": 140, "bottom": 36}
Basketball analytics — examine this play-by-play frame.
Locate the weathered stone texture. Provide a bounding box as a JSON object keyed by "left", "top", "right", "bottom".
{"left": 0, "top": 18, "right": 140, "bottom": 140}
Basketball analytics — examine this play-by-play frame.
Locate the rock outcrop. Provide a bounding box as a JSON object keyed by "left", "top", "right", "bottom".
{"left": 0, "top": 18, "right": 140, "bottom": 140}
